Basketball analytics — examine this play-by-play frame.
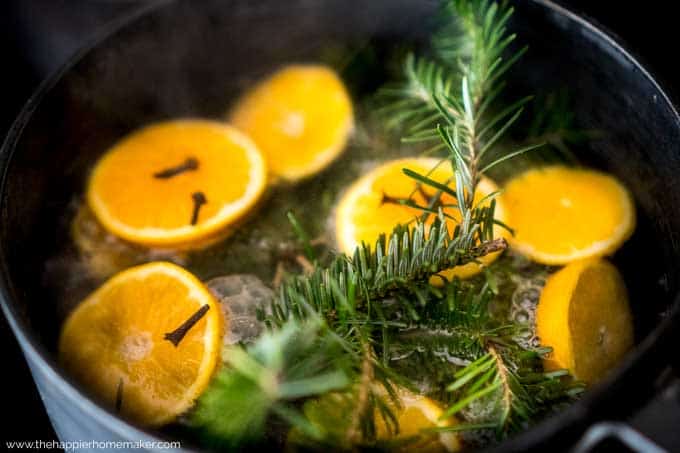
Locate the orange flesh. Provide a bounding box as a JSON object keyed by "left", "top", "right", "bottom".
{"left": 536, "top": 258, "right": 633, "bottom": 383}
{"left": 230, "top": 65, "right": 353, "bottom": 181}
{"left": 503, "top": 166, "right": 635, "bottom": 264}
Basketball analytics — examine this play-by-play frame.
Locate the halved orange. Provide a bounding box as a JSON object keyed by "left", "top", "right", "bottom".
{"left": 58, "top": 261, "right": 224, "bottom": 426}
{"left": 536, "top": 258, "right": 633, "bottom": 383}
{"left": 335, "top": 157, "right": 507, "bottom": 279}
{"left": 87, "top": 119, "right": 267, "bottom": 249}
{"left": 229, "top": 65, "right": 353, "bottom": 181}
{"left": 502, "top": 165, "right": 635, "bottom": 265}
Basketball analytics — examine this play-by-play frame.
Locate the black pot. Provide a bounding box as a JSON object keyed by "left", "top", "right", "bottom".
{"left": 1, "top": 0, "right": 679, "bottom": 451}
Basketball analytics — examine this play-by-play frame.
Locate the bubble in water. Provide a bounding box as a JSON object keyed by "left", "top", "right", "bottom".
{"left": 71, "top": 203, "right": 186, "bottom": 280}
{"left": 207, "top": 274, "right": 274, "bottom": 346}
{"left": 461, "top": 387, "right": 502, "bottom": 422}
{"left": 432, "top": 347, "right": 472, "bottom": 368}
{"left": 509, "top": 275, "right": 545, "bottom": 349}
{"left": 514, "top": 309, "right": 530, "bottom": 324}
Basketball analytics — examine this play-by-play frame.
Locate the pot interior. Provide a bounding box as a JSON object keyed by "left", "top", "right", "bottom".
{"left": 1, "top": 0, "right": 679, "bottom": 447}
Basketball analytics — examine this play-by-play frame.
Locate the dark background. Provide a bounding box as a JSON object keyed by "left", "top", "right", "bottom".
{"left": 0, "top": 0, "right": 678, "bottom": 448}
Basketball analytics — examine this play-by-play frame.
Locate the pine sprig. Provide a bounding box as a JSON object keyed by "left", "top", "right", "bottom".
{"left": 434, "top": 0, "right": 526, "bottom": 103}
{"left": 377, "top": 0, "right": 541, "bottom": 210}
{"left": 442, "top": 344, "right": 583, "bottom": 435}
{"left": 266, "top": 214, "right": 506, "bottom": 330}
{"left": 374, "top": 0, "right": 580, "bottom": 438}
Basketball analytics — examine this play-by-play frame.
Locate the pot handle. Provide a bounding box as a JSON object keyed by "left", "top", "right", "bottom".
{"left": 572, "top": 422, "right": 667, "bottom": 453}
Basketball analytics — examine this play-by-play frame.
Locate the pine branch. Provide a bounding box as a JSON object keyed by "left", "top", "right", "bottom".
{"left": 434, "top": 0, "right": 525, "bottom": 103}
{"left": 265, "top": 214, "right": 506, "bottom": 331}
{"left": 377, "top": 0, "right": 539, "bottom": 212}
{"left": 442, "top": 343, "right": 584, "bottom": 435}
{"left": 488, "top": 344, "right": 513, "bottom": 426}
{"left": 374, "top": 0, "right": 582, "bottom": 438}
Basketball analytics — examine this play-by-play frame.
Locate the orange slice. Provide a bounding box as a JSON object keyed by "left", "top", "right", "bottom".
{"left": 374, "top": 390, "right": 461, "bottom": 452}
{"left": 335, "top": 157, "right": 507, "bottom": 279}
{"left": 290, "top": 389, "right": 459, "bottom": 452}
{"left": 87, "top": 119, "right": 267, "bottom": 249}
{"left": 229, "top": 65, "right": 353, "bottom": 181}
{"left": 58, "top": 261, "right": 223, "bottom": 426}
{"left": 503, "top": 165, "right": 635, "bottom": 265}
{"left": 536, "top": 258, "right": 633, "bottom": 383}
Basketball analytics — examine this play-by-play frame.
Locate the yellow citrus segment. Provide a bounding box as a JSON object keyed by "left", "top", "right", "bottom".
{"left": 58, "top": 262, "right": 223, "bottom": 426}
{"left": 289, "top": 389, "right": 459, "bottom": 452}
{"left": 503, "top": 165, "right": 635, "bottom": 265}
{"left": 335, "top": 157, "right": 507, "bottom": 279}
{"left": 536, "top": 258, "right": 633, "bottom": 383}
{"left": 374, "top": 390, "right": 461, "bottom": 452}
{"left": 87, "top": 119, "right": 267, "bottom": 249}
{"left": 230, "top": 65, "right": 353, "bottom": 181}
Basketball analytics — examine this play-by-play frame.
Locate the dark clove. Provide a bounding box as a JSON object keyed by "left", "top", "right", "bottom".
{"left": 190, "top": 191, "right": 207, "bottom": 225}
{"left": 153, "top": 157, "right": 199, "bottom": 179}
{"left": 164, "top": 304, "right": 211, "bottom": 347}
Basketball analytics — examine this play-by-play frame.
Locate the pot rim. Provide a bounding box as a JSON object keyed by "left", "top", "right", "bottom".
{"left": 1, "top": 0, "right": 679, "bottom": 450}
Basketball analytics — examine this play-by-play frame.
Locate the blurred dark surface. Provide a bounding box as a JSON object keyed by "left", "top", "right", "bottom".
{"left": 0, "top": 0, "right": 678, "bottom": 448}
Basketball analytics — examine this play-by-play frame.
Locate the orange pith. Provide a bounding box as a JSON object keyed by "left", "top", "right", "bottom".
{"left": 87, "top": 119, "right": 266, "bottom": 249}
{"left": 335, "top": 157, "right": 507, "bottom": 279}
{"left": 58, "top": 261, "right": 223, "bottom": 426}
{"left": 230, "top": 65, "right": 353, "bottom": 181}
{"left": 536, "top": 258, "right": 633, "bottom": 383}
{"left": 503, "top": 165, "right": 635, "bottom": 265}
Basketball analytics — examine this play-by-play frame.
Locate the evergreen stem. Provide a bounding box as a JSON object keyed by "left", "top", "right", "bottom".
{"left": 488, "top": 344, "right": 512, "bottom": 424}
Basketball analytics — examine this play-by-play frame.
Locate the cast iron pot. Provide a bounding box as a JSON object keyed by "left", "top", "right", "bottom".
{"left": 1, "top": 0, "right": 679, "bottom": 451}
